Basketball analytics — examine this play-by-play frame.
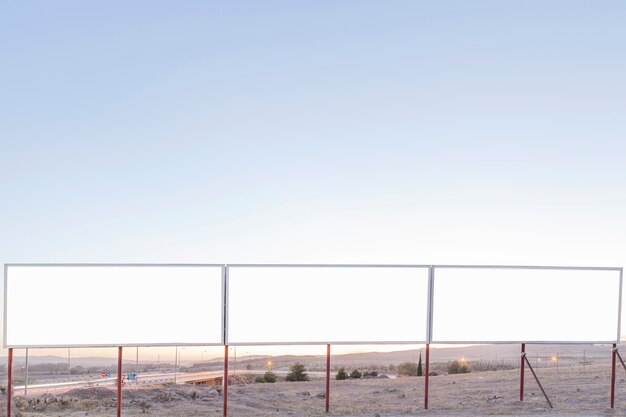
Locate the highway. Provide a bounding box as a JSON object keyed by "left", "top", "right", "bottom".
{"left": 13, "top": 370, "right": 327, "bottom": 396}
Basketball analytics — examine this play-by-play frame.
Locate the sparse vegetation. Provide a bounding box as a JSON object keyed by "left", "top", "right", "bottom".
{"left": 349, "top": 369, "right": 362, "bottom": 379}
{"left": 396, "top": 361, "right": 418, "bottom": 377}
{"left": 263, "top": 370, "right": 277, "bottom": 383}
{"left": 256, "top": 370, "right": 278, "bottom": 383}
{"left": 429, "top": 359, "right": 514, "bottom": 374}
{"left": 464, "top": 360, "right": 514, "bottom": 372}
{"left": 5, "top": 363, "right": 617, "bottom": 416}
{"left": 447, "top": 360, "right": 469, "bottom": 374}
{"left": 285, "top": 362, "right": 309, "bottom": 381}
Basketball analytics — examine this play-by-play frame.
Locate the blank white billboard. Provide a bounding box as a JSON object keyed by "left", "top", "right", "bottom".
{"left": 4, "top": 265, "right": 224, "bottom": 347}
{"left": 227, "top": 265, "right": 430, "bottom": 344}
{"left": 431, "top": 267, "right": 622, "bottom": 344}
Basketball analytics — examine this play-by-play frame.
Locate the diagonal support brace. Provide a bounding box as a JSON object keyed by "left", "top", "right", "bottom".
{"left": 522, "top": 353, "right": 553, "bottom": 409}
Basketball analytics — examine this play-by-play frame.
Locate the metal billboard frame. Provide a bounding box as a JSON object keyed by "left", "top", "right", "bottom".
{"left": 4, "top": 263, "right": 623, "bottom": 347}
{"left": 429, "top": 264, "right": 623, "bottom": 345}
{"left": 225, "top": 264, "right": 432, "bottom": 345}
{"left": 3, "top": 263, "right": 227, "bottom": 348}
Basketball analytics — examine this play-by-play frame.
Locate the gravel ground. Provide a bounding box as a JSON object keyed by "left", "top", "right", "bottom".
{"left": 2, "top": 364, "right": 624, "bottom": 416}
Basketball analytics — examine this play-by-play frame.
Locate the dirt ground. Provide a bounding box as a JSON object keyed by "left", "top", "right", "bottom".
{"left": 2, "top": 364, "right": 625, "bottom": 416}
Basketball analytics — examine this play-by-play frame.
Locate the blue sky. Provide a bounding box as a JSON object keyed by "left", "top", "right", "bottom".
{"left": 1, "top": 1, "right": 626, "bottom": 355}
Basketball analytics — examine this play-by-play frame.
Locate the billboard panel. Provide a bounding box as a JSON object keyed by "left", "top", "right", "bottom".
{"left": 227, "top": 265, "right": 430, "bottom": 344}
{"left": 4, "top": 264, "right": 224, "bottom": 347}
{"left": 430, "top": 266, "right": 622, "bottom": 344}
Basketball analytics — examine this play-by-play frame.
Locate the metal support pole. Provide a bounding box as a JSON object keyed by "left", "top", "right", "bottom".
{"left": 611, "top": 344, "right": 617, "bottom": 409}
{"left": 611, "top": 346, "right": 626, "bottom": 408}
{"left": 519, "top": 343, "right": 526, "bottom": 401}
{"left": 117, "top": 346, "right": 123, "bottom": 417}
{"left": 7, "top": 348, "right": 13, "bottom": 417}
{"left": 25, "top": 347, "right": 29, "bottom": 396}
{"left": 523, "top": 354, "right": 553, "bottom": 408}
{"left": 424, "top": 343, "right": 430, "bottom": 409}
{"left": 326, "top": 344, "right": 331, "bottom": 413}
{"left": 174, "top": 346, "right": 178, "bottom": 384}
{"left": 223, "top": 345, "right": 229, "bottom": 417}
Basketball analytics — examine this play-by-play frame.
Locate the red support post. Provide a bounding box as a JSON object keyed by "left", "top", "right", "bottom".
{"left": 424, "top": 344, "right": 430, "bottom": 409}
{"left": 224, "top": 345, "right": 229, "bottom": 417}
{"left": 611, "top": 343, "right": 617, "bottom": 409}
{"left": 117, "top": 347, "right": 123, "bottom": 417}
{"left": 326, "top": 344, "right": 331, "bottom": 413}
{"left": 519, "top": 343, "right": 526, "bottom": 401}
{"left": 7, "top": 348, "right": 13, "bottom": 417}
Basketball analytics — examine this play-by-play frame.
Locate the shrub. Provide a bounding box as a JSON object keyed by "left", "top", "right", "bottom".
{"left": 349, "top": 369, "right": 362, "bottom": 379}
{"left": 263, "top": 371, "right": 277, "bottom": 383}
{"left": 363, "top": 370, "right": 378, "bottom": 377}
{"left": 464, "top": 360, "right": 514, "bottom": 372}
{"left": 336, "top": 367, "right": 348, "bottom": 380}
{"left": 255, "top": 376, "right": 267, "bottom": 383}
{"left": 286, "top": 362, "right": 309, "bottom": 381}
{"left": 396, "top": 362, "right": 418, "bottom": 377}
{"left": 447, "top": 360, "right": 469, "bottom": 374}
{"left": 417, "top": 352, "right": 423, "bottom": 377}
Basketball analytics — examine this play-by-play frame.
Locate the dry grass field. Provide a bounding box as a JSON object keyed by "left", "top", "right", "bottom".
{"left": 2, "top": 363, "right": 625, "bottom": 417}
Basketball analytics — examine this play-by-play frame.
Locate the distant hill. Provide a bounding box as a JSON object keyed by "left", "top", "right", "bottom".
{"left": 0, "top": 344, "right": 614, "bottom": 369}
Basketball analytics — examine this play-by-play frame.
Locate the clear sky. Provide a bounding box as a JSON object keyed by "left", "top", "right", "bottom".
{"left": 1, "top": 1, "right": 626, "bottom": 359}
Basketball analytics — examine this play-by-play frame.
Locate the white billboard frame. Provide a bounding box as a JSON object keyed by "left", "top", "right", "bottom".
{"left": 3, "top": 263, "right": 227, "bottom": 349}
{"left": 429, "top": 265, "right": 623, "bottom": 345}
{"left": 225, "top": 264, "right": 432, "bottom": 346}
{"left": 2, "top": 263, "right": 623, "bottom": 349}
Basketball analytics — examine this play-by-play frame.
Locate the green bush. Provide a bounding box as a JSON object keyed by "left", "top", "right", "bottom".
{"left": 417, "top": 352, "right": 423, "bottom": 377}
{"left": 263, "top": 370, "right": 277, "bottom": 383}
{"left": 349, "top": 369, "right": 362, "bottom": 379}
{"left": 255, "top": 376, "right": 267, "bottom": 383}
{"left": 363, "top": 370, "right": 378, "bottom": 377}
{"left": 336, "top": 367, "right": 348, "bottom": 380}
{"left": 285, "top": 362, "right": 309, "bottom": 381}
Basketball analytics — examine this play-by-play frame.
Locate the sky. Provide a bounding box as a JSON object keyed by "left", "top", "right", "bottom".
{"left": 1, "top": 1, "right": 626, "bottom": 359}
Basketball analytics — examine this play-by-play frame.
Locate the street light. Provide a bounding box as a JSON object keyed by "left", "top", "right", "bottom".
{"left": 552, "top": 353, "right": 559, "bottom": 373}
